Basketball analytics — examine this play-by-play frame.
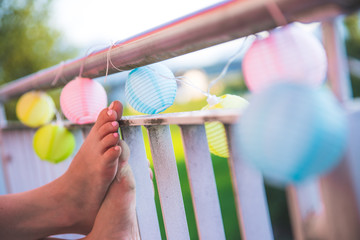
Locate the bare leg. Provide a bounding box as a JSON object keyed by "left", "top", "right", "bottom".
{"left": 0, "top": 101, "right": 124, "bottom": 239}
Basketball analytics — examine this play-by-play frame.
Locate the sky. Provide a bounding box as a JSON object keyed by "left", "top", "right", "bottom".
{"left": 51, "top": 0, "right": 225, "bottom": 51}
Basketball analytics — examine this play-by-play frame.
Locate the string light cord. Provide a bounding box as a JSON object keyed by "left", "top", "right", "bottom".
{"left": 206, "top": 36, "right": 254, "bottom": 105}
{"left": 78, "top": 43, "right": 112, "bottom": 78}
{"left": 55, "top": 110, "right": 64, "bottom": 127}
{"left": 144, "top": 36, "right": 253, "bottom": 107}
{"left": 51, "top": 61, "right": 65, "bottom": 86}
{"left": 265, "top": 0, "right": 288, "bottom": 27}
{"left": 108, "top": 42, "right": 125, "bottom": 72}
{"left": 103, "top": 41, "right": 127, "bottom": 83}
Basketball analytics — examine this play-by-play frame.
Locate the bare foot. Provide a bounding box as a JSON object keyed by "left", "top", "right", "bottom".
{"left": 0, "top": 101, "right": 140, "bottom": 240}
{"left": 86, "top": 140, "right": 139, "bottom": 240}
{"left": 57, "top": 101, "right": 124, "bottom": 234}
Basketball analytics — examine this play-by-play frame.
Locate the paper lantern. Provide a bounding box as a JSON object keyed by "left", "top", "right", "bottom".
{"left": 33, "top": 124, "right": 75, "bottom": 164}
{"left": 16, "top": 91, "right": 55, "bottom": 127}
{"left": 125, "top": 63, "right": 177, "bottom": 114}
{"left": 60, "top": 77, "right": 107, "bottom": 124}
{"left": 238, "top": 83, "right": 347, "bottom": 184}
{"left": 203, "top": 94, "right": 249, "bottom": 158}
{"left": 242, "top": 24, "right": 327, "bottom": 93}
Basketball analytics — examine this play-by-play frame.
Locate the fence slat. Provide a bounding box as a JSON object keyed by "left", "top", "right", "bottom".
{"left": 21, "top": 130, "right": 38, "bottom": 189}
{"left": 348, "top": 108, "right": 360, "bottom": 216}
{"left": 287, "top": 180, "right": 325, "bottom": 240}
{"left": 180, "top": 124, "right": 226, "bottom": 240}
{"left": 121, "top": 126, "right": 162, "bottom": 240}
{"left": 225, "top": 123, "right": 274, "bottom": 240}
{"left": 9, "top": 131, "right": 29, "bottom": 193}
{"left": 147, "top": 125, "right": 190, "bottom": 240}
{"left": 0, "top": 104, "right": 8, "bottom": 194}
{"left": 2, "top": 131, "right": 15, "bottom": 193}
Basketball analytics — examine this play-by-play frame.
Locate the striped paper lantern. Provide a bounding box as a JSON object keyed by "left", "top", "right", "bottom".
{"left": 60, "top": 77, "right": 107, "bottom": 124}
{"left": 242, "top": 24, "right": 327, "bottom": 93}
{"left": 203, "top": 94, "right": 249, "bottom": 158}
{"left": 33, "top": 124, "right": 76, "bottom": 164}
{"left": 16, "top": 91, "right": 55, "bottom": 127}
{"left": 125, "top": 63, "right": 177, "bottom": 114}
{"left": 239, "top": 83, "right": 347, "bottom": 184}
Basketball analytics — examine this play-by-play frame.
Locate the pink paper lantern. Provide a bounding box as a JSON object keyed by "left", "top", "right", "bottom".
{"left": 60, "top": 77, "right": 107, "bottom": 124}
{"left": 242, "top": 24, "right": 327, "bottom": 93}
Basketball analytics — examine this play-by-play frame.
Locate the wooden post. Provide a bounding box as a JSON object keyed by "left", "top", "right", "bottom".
{"left": 0, "top": 104, "right": 10, "bottom": 194}
{"left": 317, "top": 18, "right": 360, "bottom": 239}
{"left": 180, "top": 124, "right": 226, "bottom": 240}
{"left": 225, "top": 123, "right": 274, "bottom": 240}
{"left": 121, "top": 126, "right": 162, "bottom": 240}
{"left": 147, "top": 125, "right": 190, "bottom": 240}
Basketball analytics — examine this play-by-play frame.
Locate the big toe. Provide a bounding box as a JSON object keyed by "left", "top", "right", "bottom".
{"left": 95, "top": 101, "right": 123, "bottom": 128}
{"left": 109, "top": 101, "right": 123, "bottom": 120}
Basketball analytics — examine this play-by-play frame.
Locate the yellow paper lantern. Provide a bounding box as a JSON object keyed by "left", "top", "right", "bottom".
{"left": 16, "top": 91, "right": 55, "bottom": 127}
{"left": 33, "top": 124, "right": 76, "bottom": 164}
{"left": 203, "top": 94, "right": 249, "bottom": 158}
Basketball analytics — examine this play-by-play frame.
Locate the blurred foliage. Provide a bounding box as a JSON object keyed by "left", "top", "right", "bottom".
{"left": 345, "top": 13, "right": 360, "bottom": 97}
{"left": 345, "top": 13, "right": 360, "bottom": 59}
{"left": 0, "top": 0, "right": 76, "bottom": 84}
{"left": 0, "top": 0, "right": 78, "bottom": 119}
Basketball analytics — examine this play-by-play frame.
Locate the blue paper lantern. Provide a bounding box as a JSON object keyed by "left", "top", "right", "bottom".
{"left": 238, "top": 83, "right": 348, "bottom": 185}
{"left": 125, "top": 63, "right": 177, "bottom": 114}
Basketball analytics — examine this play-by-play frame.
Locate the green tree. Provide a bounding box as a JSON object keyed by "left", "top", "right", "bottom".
{"left": 345, "top": 13, "right": 360, "bottom": 97}
{"left": 0, "top": 0, "right": 78, "bottom": 119}
{"left": 345, "top": 13, "right": 360, "bottom": 59}
{"left": 0, "top": 0, "right": 77, "bottom": 85}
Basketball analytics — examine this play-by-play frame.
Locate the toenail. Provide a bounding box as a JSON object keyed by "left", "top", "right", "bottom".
{"left": 113, "top": 132, "right": 119, "bottom": 138}
{"left": 112, "top": 121, "right": 118, "bottom": 127}
{"left": 109, "top": 101, "right": 114, "bottom": 109}
{"left": 114, "top": 146, "right": 120, "bottom": 151}
{"left": 107, "top": 110, "right": 113, "bottom": 116}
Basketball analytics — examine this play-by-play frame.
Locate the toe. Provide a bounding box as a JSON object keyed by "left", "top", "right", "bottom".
{"left": 93, "top": 101, "right": 123, "bottom": 130}
{"left": 115, "top": 140, "right": 135, "bottom": 189}
{"left": 101, "top": 132, "right": 120, "bottom": 153}
{"left": 109, "top": 101, "right": 123, "bottom": 121}
{"left": 98, "top": 121, "right": 119, "bottom": 139}
{"left": 102, "top": 145, "right": 122, "bottom": 166}
{"left": 118, "top": 140, "right": 130, "bottom": 164}
{"left": 94, "top": 107, "right": 118, "bottom": 130}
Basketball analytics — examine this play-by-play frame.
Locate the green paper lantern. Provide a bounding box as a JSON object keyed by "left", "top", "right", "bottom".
{"left": 33, "top": 124, "right": 76, "bottom": 163}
